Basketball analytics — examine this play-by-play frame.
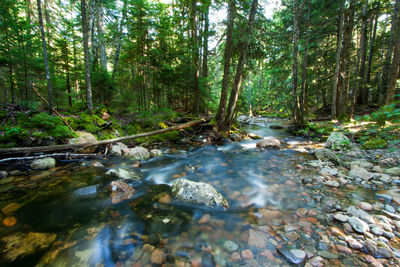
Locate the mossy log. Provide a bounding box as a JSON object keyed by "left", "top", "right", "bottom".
{"left": 0, "top": 119, "right": 206, "bottom": 156}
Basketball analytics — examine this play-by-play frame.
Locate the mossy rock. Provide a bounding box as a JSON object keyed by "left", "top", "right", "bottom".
{"left": 361, "top": 138, "right": 387, "bottom": 150}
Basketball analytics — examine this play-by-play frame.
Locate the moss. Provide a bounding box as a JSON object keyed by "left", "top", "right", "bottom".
{"left": 361, "top": 138, "right": 387, "bottom": 150}
{"left": 137, "top": 130, "right": 180, "bottom": 144}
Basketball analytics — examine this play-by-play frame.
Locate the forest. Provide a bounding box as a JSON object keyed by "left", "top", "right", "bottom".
{"left": 1, "top": 1, "right": 400, "bottom": 267}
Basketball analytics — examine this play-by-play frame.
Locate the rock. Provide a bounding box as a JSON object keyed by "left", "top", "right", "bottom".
{"left": 110, "top": 180, "right": 135, "bottom": 204}
{"left": 231, "top": 252, "right": 241, "bottom": 262}
{"left": 376, "top": 193, "right": 392, "bottom": 203}
{"left": 383, "top": 189, "right": 400, "bottom": 205}
{"left": 306, "top": 256, "right": 326, "bottom": 267}
{"left": 320, "top": 167, "right": 338, "bottom": 176}
{"left": 0, "top": 171, "right": 7, "bottom": 178}
{"left": 349, "top": 166, "right": 374, "bottom": 181}
{"left": 241, "top": 249, "right": 254, "bottom": 260}
{"left": 323, "top": 180, "right": 340, "bottom": 187}
{"left": 317, "top": 251, "right": 339, "bottom": 259}
{"left": 313, "top": 149, "right": 340, "bottom": 165}
{"left": 348, "top": 216, "right": 370, "bottom": 233}
{"left": 223, "top": 240, "right": 239, "bottom": 252}
{"left": 385, "top": 167, "right": 400, "bottom": 176}
{"left": 150, "top": 149, "right": 163, "bottom": 158}
{"left": 171, "top": 178, "right": 229, "bottom": 209}
{"left": 278, "top": 248, "right": 306, "bottom": 265}
{"left": 158, "top": 194, "right": 171, "bottom": 204}
{"left": 1, "top": 232, "right": 57, "bottom": 261}
{"left": 350, "top": 160, "right": 374, "bottom": 170}
{"left": 325, "top": 132, "right": 351, "bottom": 150}
{"left": 346, "top": 238, "right": 362, "bottom": 250}
{"left": 333, "top": 213, "right": 349, "bottom": 223}
{"left": 151, "top": 249, "right": 166, "bottom": 264}
{"left": 2, "top": 216, "right": 17, "bottom": 227}
{"left": 358, "top": 202, "right": 373, "bottom": 211}
{"left": 256, "top": 137, "right": 281, "bottom": 149}
{"left": 374, "top": 247, "right": 392, "bottom": 259}
{"left": 269, "top": 124, "right": 284, "bottom": 129}
{"left": 248, "top": 229, "right": 266, "bottom": 249}
{"left": 30, "top": 157, "right": 56, "bottom": 170}
{"left": 372, "top": 166, "right": 383, "bottom": 173}
{"left": 68, "top": 132, "right": 97, "bottom": 144}
{"left": 101, "top": 112, "right": 110, "bottom": 120}
{"left": 110, "top": 142, "right": 129, "bottom": 156}
{"left": 1, "top": 203, "right": 22, "bottom": 215}
{"left": 73, "top": 185, "right": 98, "bottom": 197}
{"left": 229, "top": 132, "right": 242, "bottom": 142}
{"left": 106, "top": 168, "right": 143, "bottom": 181}
{"left": 125, "top": 146, "right": 150, "bottom": 161}
{"left": 336, "top": 244, "right": 352, "bottom": 255}
{"left": 89, "top": 161, "right": 104, "bottom": 168}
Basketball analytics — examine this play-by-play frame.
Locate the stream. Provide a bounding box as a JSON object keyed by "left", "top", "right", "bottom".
{"left": 0, "top": 120, "right": 399, "bottom": 266}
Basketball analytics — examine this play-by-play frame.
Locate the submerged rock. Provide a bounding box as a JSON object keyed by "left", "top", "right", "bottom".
{"left": 1, "top": 232, "right": 57, "bottom": 261}
{"left": 106, "top": 168, "right": 143, "bottom": 181}
{"left": 171, "top": 178, "right": 229, "bottom": 209}
{"left": 256, "top": 137, "right": 281, "bottom": 149}
{"left": 348, "top": 216, "right": 370, "bottom": 233}
{"left": 30, "top": 157, "right": 56, "bottom": 170}
{"left": 110, "top": 180, "right": 135, "bottom": 204}
{"left": 313, "top": 148, "right": 340, "bottom": 165}
{"left": 325, "top": 132, "right": 351, "bottom": 150}
{"left": 349, "top": 166, "right": 374, "bottom": 181}
{"left": 1, "top": 202, "right": 22, "bottom": 215}
{"left": 72, "top": 185, "right": 98, "bottom": 197}
{"left": 125, "top": 146, "right": 150, "bottom": 161}
{"left": 278, "top": 248, "right": 306, "bottom": 265}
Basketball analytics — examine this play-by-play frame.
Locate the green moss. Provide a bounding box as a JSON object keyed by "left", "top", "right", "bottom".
{"left": 137, "top": 130, "right": 180, "bottom": 144}
{"left": 361, "top": 138, "right": 387, "bottom": 150}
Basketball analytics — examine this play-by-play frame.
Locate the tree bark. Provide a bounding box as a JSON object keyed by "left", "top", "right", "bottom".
{"left": 332, "top": 0, "right": 345, "bottom": 119}
{"left": 191, "top": 0, "right": 200, "bottom": 112}
{"left": 201, "top": 1, "right": 210, "bottom": 102}
{"left": 224, "top": 0, "right": 258, "bottom": 130}
{"left": 81, "top": 0, "right": 94, "bottom": 114}
{"left": 216, "top": 0, "right": 235, "bottom": 130}
{"left": 386, "top": 14, "right": 400, "bottom": 104}
{"left": 366, "top": 10, "right": 378, "bottom": 85}
{"left": 300, "top": 0, "right": 310, "bottom": 120}
{"left": 37, "top": 0, "right": 53, "bottom": 113}
{"left": 358, "top": 0, "right": 369, "bottom": 105}
{"left": 112, "top": 0, "right": 127, "bottom": 82}
{"left": 380, "top": 0, "right": 400, "bottom": 104}
{"left": 96, "top": 0, "right": 107, "bottom": 71}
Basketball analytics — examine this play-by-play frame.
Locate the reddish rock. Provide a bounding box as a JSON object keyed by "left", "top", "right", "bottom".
{"left": 2, "top": 216, "right": 17, "bottom": 227}
{"left": 358, "top": 202, "right": 373, "bottom": 211}
{"left": 158, "top": 194, "right": 171, "bottom": 204}
{"left": 248, "top": 229, "right": 267, "bottom": 249}
{"left": 307, "top": 256, "right": 326, "bottom": 267}
{"left": 260, "top": 249, "right": 275, "bottom": 261}
{"left": 241, "top": 249, "right": 254, "bottom": 260}
{"left": 198, "top": 214, "right": 211, "bottom": 224}
{"left": 231, "top": 252, "right": 241, "bottom": 262}
{"left": 336, "top": 244, "right": 352, "bottom": 255}
{"left": 150, "top": 249, "right": 166, "bottom": 264}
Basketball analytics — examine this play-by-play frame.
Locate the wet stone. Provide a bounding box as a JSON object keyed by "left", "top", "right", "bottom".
{"left": 306, "top": 256, "right": 326, "bottom": 267}
{"left": 358, "top": 202, "right": 373, "bottom": 211}
{"left": 376, "top": 194, "right": 392, "bottom": 203}
{"left": 348, "top": 216, "right": 370, "bottom": 233}
{"left": 374, "top": 247, "right": 392, "bottom": 259}
{"left": 333, "top": 213, "right": 348, "bottom": 223}
{"left": 278, "top": 248, "right": 306, "bottom": 265}
{"left": 248, "top": 229, "right": 266, "bottom": 249}
{"left": 223, "top": 240, "right": 239, "bottom": 252}
{"left": 241, "top": 249, "right": 254, "bottom": 260}
{"left": 317, "top": 251, "right": 339, "bottom": 259}
{"left": 371, "top": 226, "right": 384, "bottom": 236}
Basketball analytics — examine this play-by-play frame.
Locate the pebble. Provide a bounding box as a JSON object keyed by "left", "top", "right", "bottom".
{"left": 306, "top": 256, "right": 326, "bottom": 267}
{"left": 374, "top": 247, "right": 392, "bottom": 259}
{"left": 346, "top": 238, "right": 363, "bottom": 250}
{"left": 384, "top": 204, "right": 396, "bottom": 213}
{"left": 150, "top": 249, "right": 166, "bottom": 264}
{"left": 231, "top": 252, "right": 241, "bottom": 262}
{"left": 333, "top": 213, "right": 348, "bottom": 223}
{"left": 348, "top": 216, "right": 370, "bottom": 233}
{"left": 371, "top": 226, "right": 384, "bottom": 236}
{"left": 376, "top": 194, "right": 392, "bottom": 203}
{"left": 358, "top": 202, "right": 373, "bottom": 211}
{"left": 278, "top": 248, "right": 306, "bottom": 264}
{"left": 323, "top": 180, "right": 339, "bottom": 187}
{"left": 336, "top": 244, "right": 352, "bottom": 255}
{"left": 223, "top": 240, "right": 238, "bottom": 252}
{"left": 317, "top": 250, "right": 339, "bottom": 259}
{"left": 241, "top": 249, "right": 254, "bottom": 260}
{"left": 248, "top": 229, "right": 266, "bottom": 249}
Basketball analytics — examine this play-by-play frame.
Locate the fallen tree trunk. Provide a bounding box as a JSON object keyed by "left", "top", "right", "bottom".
{"left": 0, "top": 119, "right": 206, "bottom": 155}
{"left": 0, "top": 153, "right": 100, "bottom": 163}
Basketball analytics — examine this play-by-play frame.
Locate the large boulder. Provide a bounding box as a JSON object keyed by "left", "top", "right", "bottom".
{"left": 1, "top": 232, "right": 57, "bottom": 261}
{"left": 325, "top": 132, "right": 351, "bottom": 150}
{"left": 125, "top": 146, "right": 150, "bottom": 161}
{"left": 171, "top": 178, "right": 229, "bottom": 209}
{"left": 68, "top": 132, "right": 97, "bottom": 144}
{"left": 30, "top": 157, "right": 56, "bottom": 170}
{"left": 313, "top": 148, "right": 340, "bottom": 165}
{"left": 256, "top": 137, "right": 281, "bottom": 149}
{"left": 109, "top": 142, "right": 129, "bottom": 156}
{"left": 106, "top": 168, "right": 143, "bottom": 181}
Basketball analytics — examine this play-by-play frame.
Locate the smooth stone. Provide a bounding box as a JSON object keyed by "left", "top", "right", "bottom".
{"left": 320, "top": 167, "right": 338, "bottom": 176}
{"left": 374, "top": 247, "right": 392, "bottom": 259}
{"left": 278, "top": 248, "right": 306, "bottom": 265}
{"left": 241, "top": 249, "right": 254, "bottom": 260}
{"left": 150, "top": 149, "right": 163, "bottom": 158}
{"left": 248, "top": 229, "right": 267, "bottom": 249}
{"left": 150, "top": 249, "right": 166, "bottom": 264}
{"left": 349, "top": 166, "right": 374, "bottom": 181}
{"left": 358, "top": 202, "right": 373, "bottom": 211}
{"left": 106, "top": 168, "right": 143, "bottom": 181}
{"left": 68, "top": 132, "right": 97, "bottom": 144}
{"left": 125, "top": 146, "right": 150, "bottom": 161}
{"left": 325, "top": 132, "right": 351, "bottom": 150}
{"left": 30, "top": 157, "right": 56, "bottom": 170}
{"left": 256, "top": 137, "right": 281, "bottom": 149}
{"left": 0, "top": 171, "right": 7, "bottom": 178}
{"left": 323, "top": 180, "right": 339, "bottom": 187}
{"left": 385, "top": 167, "right": 400, "bottom": 176}
{"left": 385, "top": 204, "right": 396, "bottom": 213}
{"left": 371, "top": 227, "right": 384, "bottom": 236}
{"left": 348, "top": 216, "right": 370, "bottom": 233}
{"left": 317, "top": 251, "right": 339, "bottom": 259}
{"left": 333, "top": 213, "right": 349, "bottom": 223}
{"left": 110, "top": 142, "right": 129, "bottom": 156}
{"left": 223, "top": 240, "right": 239, "bottom": 252}
{"left": 313, "top": 149, "right": 340, "bottom": 165}
{"left": 376, "top": 194, "right": 392, "bottom": 203}
{"left": 306, "top": 256, "right": 326, "bottom": 267}
{"left": 1, "top": 202, "right": 22, "bottom": 215}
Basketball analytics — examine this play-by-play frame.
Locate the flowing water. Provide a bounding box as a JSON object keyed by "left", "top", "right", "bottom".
{"left": 0, "top": 122, "right": 391, "bottom": 266}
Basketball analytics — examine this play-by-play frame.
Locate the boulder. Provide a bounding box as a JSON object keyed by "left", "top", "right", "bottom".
{"left": 30, "top": 157, "right": 56, "bottom": 170}
{"left": 150, "top": 149, "right": 163, "bottom": 158}
{"left": 325, "top": 132, "right": 351, "bottom": 150}
{"left": 313, "top": 148, "right": 340, "bottom": 165}
{"left": 0, "top": 171, "right": 7, "bottom": 179}
{"left": 125, "top": 146, "right": 150, "bottom": 161}
{"left": 171, "top": 178, "right": 229, "bottom": 209}
{"left": 106, "top": 168, "right": 143, "bottom": 181}
{"left": 110, "top": 142, "right": 129, "bottom": 156}
{"left": 229, "top": 132, "right": 241, "bottom": 142}
{"left": 68, "top": 132, "right": 97, "bottom": 144}
{"left": 350, "top": 160, "right": 374, "bottom": 170}
{"left": 349, "top": 166, "right": 374, "bottom": 181}
{"left": 110, "top": 180, "right": 135, "bottom": 204}
{"left": 385, "top": 167, "right": 400, "bottom": 176}
{"left": 256, "top": 137, "right": 281, "bottom": 149}
{"left": 1, "top": 232, "right": 57, "bottom": 261}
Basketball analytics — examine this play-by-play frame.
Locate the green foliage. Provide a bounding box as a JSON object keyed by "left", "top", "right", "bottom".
{"left": 368, "top": 104, "right": 400, "bottom": 126}
{"left": 361, "top": 138, "right": 387, "bottom": 150}
{"left": 0, "top": 126, "right": 28, "bottom": 147}
{"left": 137, "top": 130, "right": 180, "bottom": 145}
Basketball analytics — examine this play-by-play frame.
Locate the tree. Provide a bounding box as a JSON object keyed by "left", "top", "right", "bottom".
{"left": 37, "top": 0, "right": 53, "bottom": 112}
{"left": 292, "top": 0, "right": 301, "bottom": 126}
{"left": 81, "top": 0, "right": 94, "bottom": 114}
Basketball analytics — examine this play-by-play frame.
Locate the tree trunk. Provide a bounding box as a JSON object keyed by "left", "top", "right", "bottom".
{"left": 96, "top": 0, "right": 107, "bottom": 71}
{"left": 201, "top": 2, "right": 210, "bottom": 103}
{"left": 299, "top": 0, "right": 310, "bottom": 125}
{"left": 81, "top": 0, "right": 94, "bottom": 114}
{"left": 380, "top": 0, "right": 400, "bottom": 104}
{"left": 112, "top": 0, "right": 127, "bottom": 82}
{"left": 191, "top": 0, "right": 200, "bottom": 112}
{"left": 366, "top": 10, "right": 378, "bottom": 85}
{"left": 216, "top": 0, "right": 235, "bottom": 130}
{"left": 332, "top": 0, "right": 345, "bottom": 119}
{"left": 357, "top": 0, "right": 369, "bottom": 106}
{"left": 292, "top": 0, "right": 300, "bottom": 125}
{"left": 37, "top": 0, "right": 53, "bottom": 113}
{"left": 224, "top": 0, "right": 258, "bottom": 131}
{"left": 386, "top": 14, "right": 400, "bottom": 104}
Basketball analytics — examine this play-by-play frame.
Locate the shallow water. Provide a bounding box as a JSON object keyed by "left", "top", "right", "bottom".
{"left": 0, "top": 122, "right": 396, "bottom": 266}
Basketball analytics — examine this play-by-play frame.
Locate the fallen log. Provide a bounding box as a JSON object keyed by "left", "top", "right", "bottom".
{"left": 0, "top": 153, "right": 100, "bottom": 163}
{"left": 0, "top": 118, "right": 206, "bottom": 155}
